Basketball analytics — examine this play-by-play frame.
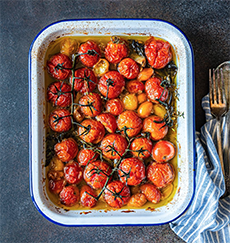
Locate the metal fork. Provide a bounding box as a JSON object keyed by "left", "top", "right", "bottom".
{"left": 209, "top": 68, "right": 227, "bottom": 185}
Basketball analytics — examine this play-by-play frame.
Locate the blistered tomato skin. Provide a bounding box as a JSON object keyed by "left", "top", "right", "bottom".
{"left": 84, "top": 161, "right": 112, "bottom": 190}
{"left": 47, "top": 81, "right": 72, "bottom": 107}
{"left": 106, "top": 98, "right": 124, "bottom": 116}
{"left": 49, "top": 109, "right": 72, "bottom": 133}
{"left": 54, "top": 138, "right": 78, "bottom": 162}
{"left": 59, "top": 185, "right": 80, "bottom": 207}
{"left": 47, "top": 53, "right": 72, "bottom": 80}
{"left": 145, "top": 37, "right": 172, "bottom": 69}
{"left": 147, "top": 162, "right": 175, "bottom": 188}
{"left": 130, "top": 137, "right": 153, "bottom": 159}
{"left": 145, "top": 77, "right": 168, "bottom": 103}
{"left": 152, "top": 140, "right": 176, "bottom": 163}
{"left": 143, "top": 115, "right": 168, "bottom": 141}
{"left": 80, "top": 185, "right": 97, "bottom": 208}
{"left": 98, "top": 71, "right": 125, "bottom": 99}
{"left": 117, "top": 110, "right": 143, "bottom": 137}
{"left": 118, "top": 157, "right": 146, "bottom": 186}
{"left": 128, "top": 193, "right": 147, "bottom": 207}
{"left": 140, "top": 183, "right": 161, "bottom": 203}
{"left": 118, "top": 58, "right": 140, "bottom": 79}
{"left": 48, "top": 179, "right": 65, "bottom": 194}
{"left": 78, "top": 119, "right": 105, "bottom": 144}
{"left": 77, "top": 148, "right": 98, "bottom": 166}
{"left": 78, "top": 40, "right": 101, "bottom": 67}
{"left": 71, "top": 67, "right": 97, "bottom": 94}
{"left": 104, "top": 180, "right": 131, "bottom": 208}
{"left": 96, "top": 113, "right": 117, "bottom": 133}
{"left": 64, "top": 162, "right": 83, "bottom": 184}
{"left": 126, "top": 80, "right": 145, "bottom": 94}
{"left": 79, "top": 93, "right": 102, "bottom": 117}
{"left": 100, "top": 134, "right": 128, "bottom": 160}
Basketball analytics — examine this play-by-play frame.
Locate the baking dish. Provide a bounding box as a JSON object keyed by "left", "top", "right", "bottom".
{"left": 29, "top": 19, "right": 195, "bottom": 226}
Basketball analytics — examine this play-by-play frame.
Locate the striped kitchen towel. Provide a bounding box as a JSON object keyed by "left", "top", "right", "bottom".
{"left": 170, "top": 94, "right": 230, "bottom": 243}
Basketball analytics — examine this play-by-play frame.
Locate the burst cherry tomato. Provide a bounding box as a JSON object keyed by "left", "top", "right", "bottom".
{"left": 126, "top": 80, "right": 145, "bottom": 94}
{"left": 59, "top": 185, "right": 80, "bottom": 207}
{"left": 104, "top": 37, "right": 128, "bottom": 64}
{"left": 78, "top": 40, "right": 101, "bottom": 67}
{"left": 78, "top": 119, "right": 105, "bottom": 144}
{"left": 147, "top": 162, "right": 175, "bottom": 188}
{"left": 98, "top": 71, "right": 125, "bottom": 99}
{"left": 104, "top": 180, "right": 131, "bottom": 208}
{"left": 83, "top": 161, "right": 112, "bottom": 190}
{"left": 118, "top": 58, "right": 140, "bottom": 79}
{"left": 80, "top": 185, "right": 97, "bottom": 208}
{"left": 64, "top": 161, "right": 83, "bottom": 184}
{"left": 105, "top": 98, "right": 124, "bottom": 116}
{"left": 47, "top": 53, "right": 72, "bottom": 80}
{"left": 117, "top": 110, "right": 142, "bottom": 137}
{"left": 140, "top": 183, "right": 161, "bottom": 203}
{"left": 100, "top": 134, "right": 128, "bottom": 160}
{"left": 77, "top": 148, "right": 98, "bottom": 166}
{"left": 118, "top": 157, "right": 145, "bottom": 186}
{"left": 49, "top": 109, "right": 72, "bottom": 133}
{"left": 152, "top": 140, "right": 176, "bottom": 163}
{"left": 48, "top": 179, "right": 65, "bottom": 194}
{"left": 54, "top": 138, "right": 78, "bottom": 162}
{"left": 142, "top": 115, "right": 168, "bottom": 141}
{"left": 145, "top": 77, "right": 168, "bottom": 103}
{"left": 70, "top": 67, "right": 98, "bottom": 94}
{"left": 130, "top": 137, "right": 153, "bottom": 159}
{"left": 144, "top": 37, "right": 172, "bottom": 69}
{"left": 47, "top": 81, "right": 72, "bottom": 107}
{"left": 79, "top": 93, "right": 102, "bottom": 117}
{"left": 96, "top": 113, "right": 117, "bottom": 133}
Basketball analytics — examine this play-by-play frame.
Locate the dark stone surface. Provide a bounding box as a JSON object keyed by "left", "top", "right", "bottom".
{"left": 0, "top": 0, "right": 229, "bottom": 242}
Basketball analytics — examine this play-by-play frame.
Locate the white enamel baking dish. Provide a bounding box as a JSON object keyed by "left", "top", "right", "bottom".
{"left": 29, "top": 19, "right": 195, "bottom": 226}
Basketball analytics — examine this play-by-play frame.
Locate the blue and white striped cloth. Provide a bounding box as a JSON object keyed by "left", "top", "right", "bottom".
{"left": 170, "top": 95, "right": 230, "bottom": 243}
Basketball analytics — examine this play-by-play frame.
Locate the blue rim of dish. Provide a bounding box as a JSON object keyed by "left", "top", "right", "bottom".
{"left": 29, "top": 18, "right": 195, "bottom": 227}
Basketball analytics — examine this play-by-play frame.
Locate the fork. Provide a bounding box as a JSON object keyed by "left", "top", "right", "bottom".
{"left": 209, "top": 68, "right": 227, "bottom": 186}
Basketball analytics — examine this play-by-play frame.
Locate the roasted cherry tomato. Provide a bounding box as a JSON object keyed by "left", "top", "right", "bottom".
{"left": 118, "top": 157, "right": 145, "bottom": 186}
{"left": 48, "top": 179, "right": 65, "bottom": 194}
{"left": 98, "top": 71, "right": 125, "bottom": 99}
{"left": 80, "top": 185, "right": 97, "bottom": 208}
{"left": 118, "top": 58, "right": 140, "bottom": 79}
{"left": 144, "top": 37, "right": 172, "bottom": 69}
{"left": 47, "top": 81, "right": 72, "bottom": 107}
{"left": 100, "top": 134, "right": 128, "bottom": 160}
{"left": 140, "top": 183, "right": 161, "bottom": 203}
{"left": 137, "top": 101, "right": 153, "bottom": 118}
{"left": 152, "top": 140, "right": 176, "bottom": 163}
{"left": 70, "top": 67, "right": 98, "bottom": 94}
{"left": 79, "top": 93, "right": 102, "bottom": 117}
{"left": 54, "top": 138, "right": 78, "bottom": 162}
{"left": 142, "top": 115, "right": 168, "bottom": 141}
{"left": 126, "top": 80, "right": 145, "bottom": 94}
{"left": 60, "top": 38, "right": 78, "bottom": 57}
{"left": 77, "top": 148, "right": 98, "bottom": 166}
{"left": 145, "top": 77, "right": 168, "bottom": 103}
{"left": 78, "top": 40, "right": 101, "bottom": 67}
{"left": 146, "top": 162, "right": 175, "bottom": 188}
{"left": 96, "top": 113, "right": 117, "bottom": 133}
{"left": 130, "top": 137, "right": 153, "bottom": 159}
{"left": 104, "top": 37, "right": 128, "bottom": 64}
{"left": 122, "top": 93, "right": 138, "bottom": 111}
{"left": 117, "top": 110, "right": 142, "bottom": 137}
{"left": 105, "top": 98, "right": 124, "bottom": 116}
{"left": 128, "top": 193, "right": 147, "bottom": 207}
{"left": 64, "top": 161, "right": 83, "bottom": 184}
{"left": 59, "top": 185, "right": 80, "bottom": 207}
{"left": 104, "top": 180, "right": 131, "bottom": 208}
{"left": 49, "top": 156, "right": 64, "bottom": 171}
{"left": 83, "top": 161, "right": 112, "bottom": 189}
{"left": 49, "top": 109, "right": 72, "bottom": 133}
{"left": 78, "top": 119, "right": 105, "bottom": 144}
{"left": 47, "top": 53, "right": 72, "bottom": 80}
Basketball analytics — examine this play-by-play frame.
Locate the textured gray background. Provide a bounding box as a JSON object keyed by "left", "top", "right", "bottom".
{"left": 0, "top": 0, "right": 229, "bottom": 242}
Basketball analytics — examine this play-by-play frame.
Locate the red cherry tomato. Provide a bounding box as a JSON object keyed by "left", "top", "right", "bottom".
{"left": 59, "top": 185, "right": 80, "bottom": 206}
{"left": 47, "top": 53, "right": 72, "bottom": 80}
{"left": 147, "top": 162, "right": 175, "bottom": 188}
{"left": 105, "top": 98, "right": 124, "bottom": 116}
{"left": 140, "top": 183, "right": 161, "bottom": 203}
{"left": 104, "top": 180, "right": 131, "bottom": 208}
{"left": 64, "top": 161, "right": 83, "bottom": 184}
{"left": 48, "top": 179, "right": 65, "bottom": 194}
{"left": 98, "top": 71, "right": 125, "bottom": 99}
{"left": 118, "top": 157, "right": 145, "bottom": 186}
{"left": 83, "top": 161, "right": 112, "bottom": 190}
{"left": 49, "top": 109, "right": 72, "bottom": 133}
{"left": 144, "top": 37, "right": 172, "bottom": 69}
{"left": 96, "top": 113, "right": 117, "bottom": 133}
{"left": 77, "top": 148, "right": 98, "bottom": 166}
{"left": 142, "top": 115, "right": 168, "bottom": 141}
{"left": 130, "top": 137, "right": 153, "bottom": 159}
{"left": 47, "top": 81, "right": 72, "bottom": 107}
{"left": 80, "top": 185, "right": 97, "bottom": 208}
{"left": 78, "top": 40, "right": 101, "bottom": 67}
{"left": 126, "top": 80, "right": 145, "bottom": 94}
{"left": 118, "top": 58, "right": 140, "bottom": 79}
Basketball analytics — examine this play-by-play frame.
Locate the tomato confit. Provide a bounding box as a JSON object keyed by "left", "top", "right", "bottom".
{"left": 44, "top": 35, "right": 182, "bottom": 211}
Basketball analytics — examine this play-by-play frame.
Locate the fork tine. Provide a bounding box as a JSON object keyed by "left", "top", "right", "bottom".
{"left": 209, "top": 69, "right": 213, "bottom": 104}
{"left": 220, "top": 68, "right": 227, "bottom": 104}
{"left": 213, "top": 68, "right": 218, "bottom": 104}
